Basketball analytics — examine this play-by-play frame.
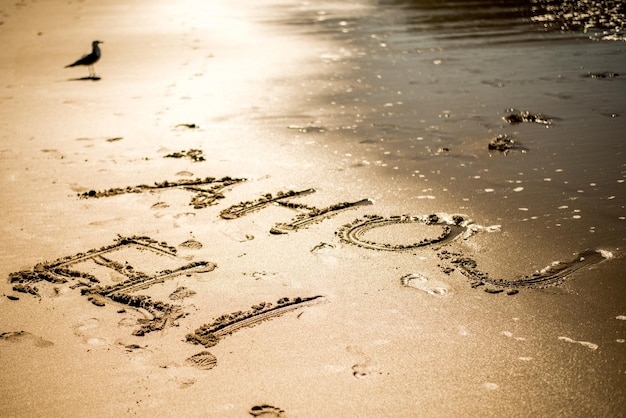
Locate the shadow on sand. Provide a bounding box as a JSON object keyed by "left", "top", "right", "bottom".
{"left": 68, "top": 76, "right": 101, "bottom": 81}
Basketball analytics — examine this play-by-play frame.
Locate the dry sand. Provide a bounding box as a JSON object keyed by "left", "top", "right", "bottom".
{"left": 1, "top": 0, "right": 625, "bottom": 417}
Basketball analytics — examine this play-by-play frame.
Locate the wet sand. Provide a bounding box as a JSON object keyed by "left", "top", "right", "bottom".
{"left": 1, "top": 0, "right": 625, "bottom": 417}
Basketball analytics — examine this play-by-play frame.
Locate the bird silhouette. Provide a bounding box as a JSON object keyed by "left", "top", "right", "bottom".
{"left": 65, "top": 40, "right": 103, "bottom": 78}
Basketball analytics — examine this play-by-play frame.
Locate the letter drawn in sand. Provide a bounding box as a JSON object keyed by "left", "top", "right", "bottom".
{"left": 220, "top": 188, "right": 373, "bottom": 234}
{"left": 79, "top": 176, "right": 246, "bottom": 209}
{"left": 7, "top": 236, "right": 216, "bottom": 336}
{"left": 220, "top": 188, "right": 316, "bottom": 219}
{"left": 184, "top": 296, "right": 325, "bottom": 370}
{"left": 336, "top": 214, "right": 612, "bottom": 295}
{"left": 337, "top": 214, "right": 467, "bottom": 251}
{"left": 271, "top": 199, "right": 373, "bottom": 235}
{"left": 186, "top": 296, "right": 326, "bottom": 348}
{"left": 438, "top": 248, "right": 610, "bottom": 293}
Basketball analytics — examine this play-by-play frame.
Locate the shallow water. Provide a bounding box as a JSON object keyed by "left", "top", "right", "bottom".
{"left": 264, "top": 0, "right": 625, "bottom": 267}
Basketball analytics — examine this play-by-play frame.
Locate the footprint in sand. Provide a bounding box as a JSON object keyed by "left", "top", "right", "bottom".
{"left": 220, "top": 223, "right": 255, "bottom": 243}
{"left": 118, "top": 317, "right": 139, "bottom": 328}
{"left": 151, "top": 201, "right": 170, "bottom": 210}
{"left": 171, "top": 376, "right": 197, "bottom": 389}
{"left": 169, "top": 286, "right": 197, "bottom": 301}
{"left": 184, "top": 351, "right": 217, "bottom": 370}
{"left": 0, "top": 331, "right": 53, "bottom": 348}
{"left": 310, "top": 242, "right": 341, "bottom": 265}
{"left": 249, "top": 404, "right": 286, "bottom": 417}
{"left": 310, "top": 242, "right": 336, "bottom": 254}
{"left": 178, "top": 239, "right": 203, "bottom": 250}
{"left": 352, "top": 361, "right": 383, "bottom": 379}
{"left": 73, "top": 318, "right": 109, "bottom": 346}
{"left": 401, "top": 273, "right": 450, "bottom": 297}
{"left": 347, "top": 345, "right": 382, "bottom": 379}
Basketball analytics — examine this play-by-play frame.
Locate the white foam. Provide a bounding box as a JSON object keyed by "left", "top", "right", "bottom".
{"left": 436, "top": 212, "right": 471, "bottom": 227}
{"left": 598, "top": 250, "right": 614, "bottom": 259}
{"left": 483, "top": 382, "right": 499, "bottom": 391}
{"left": 540, "top": 261, "right": 561, "bottom": 274}
{"left": 558, "top": 336, "right": 598, "bottom": 351}
{"left": 501, "top": 330, "right": 525, "bottom": 341}
{"left": 466, "top": 224, "right": 501, "bottom": 236}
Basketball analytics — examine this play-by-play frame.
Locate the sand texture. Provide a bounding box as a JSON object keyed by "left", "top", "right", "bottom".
{"left": 1, "top": 0, "right": 625, "bottom": 417}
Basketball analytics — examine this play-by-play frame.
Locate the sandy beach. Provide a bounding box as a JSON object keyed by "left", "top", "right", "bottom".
{"left": 1, "top": 0, "right": 625, "bottom": 416}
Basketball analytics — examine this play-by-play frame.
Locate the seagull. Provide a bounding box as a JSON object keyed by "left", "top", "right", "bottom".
{"left": 65, "top": 40, "right": 103, "bottom": 78}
